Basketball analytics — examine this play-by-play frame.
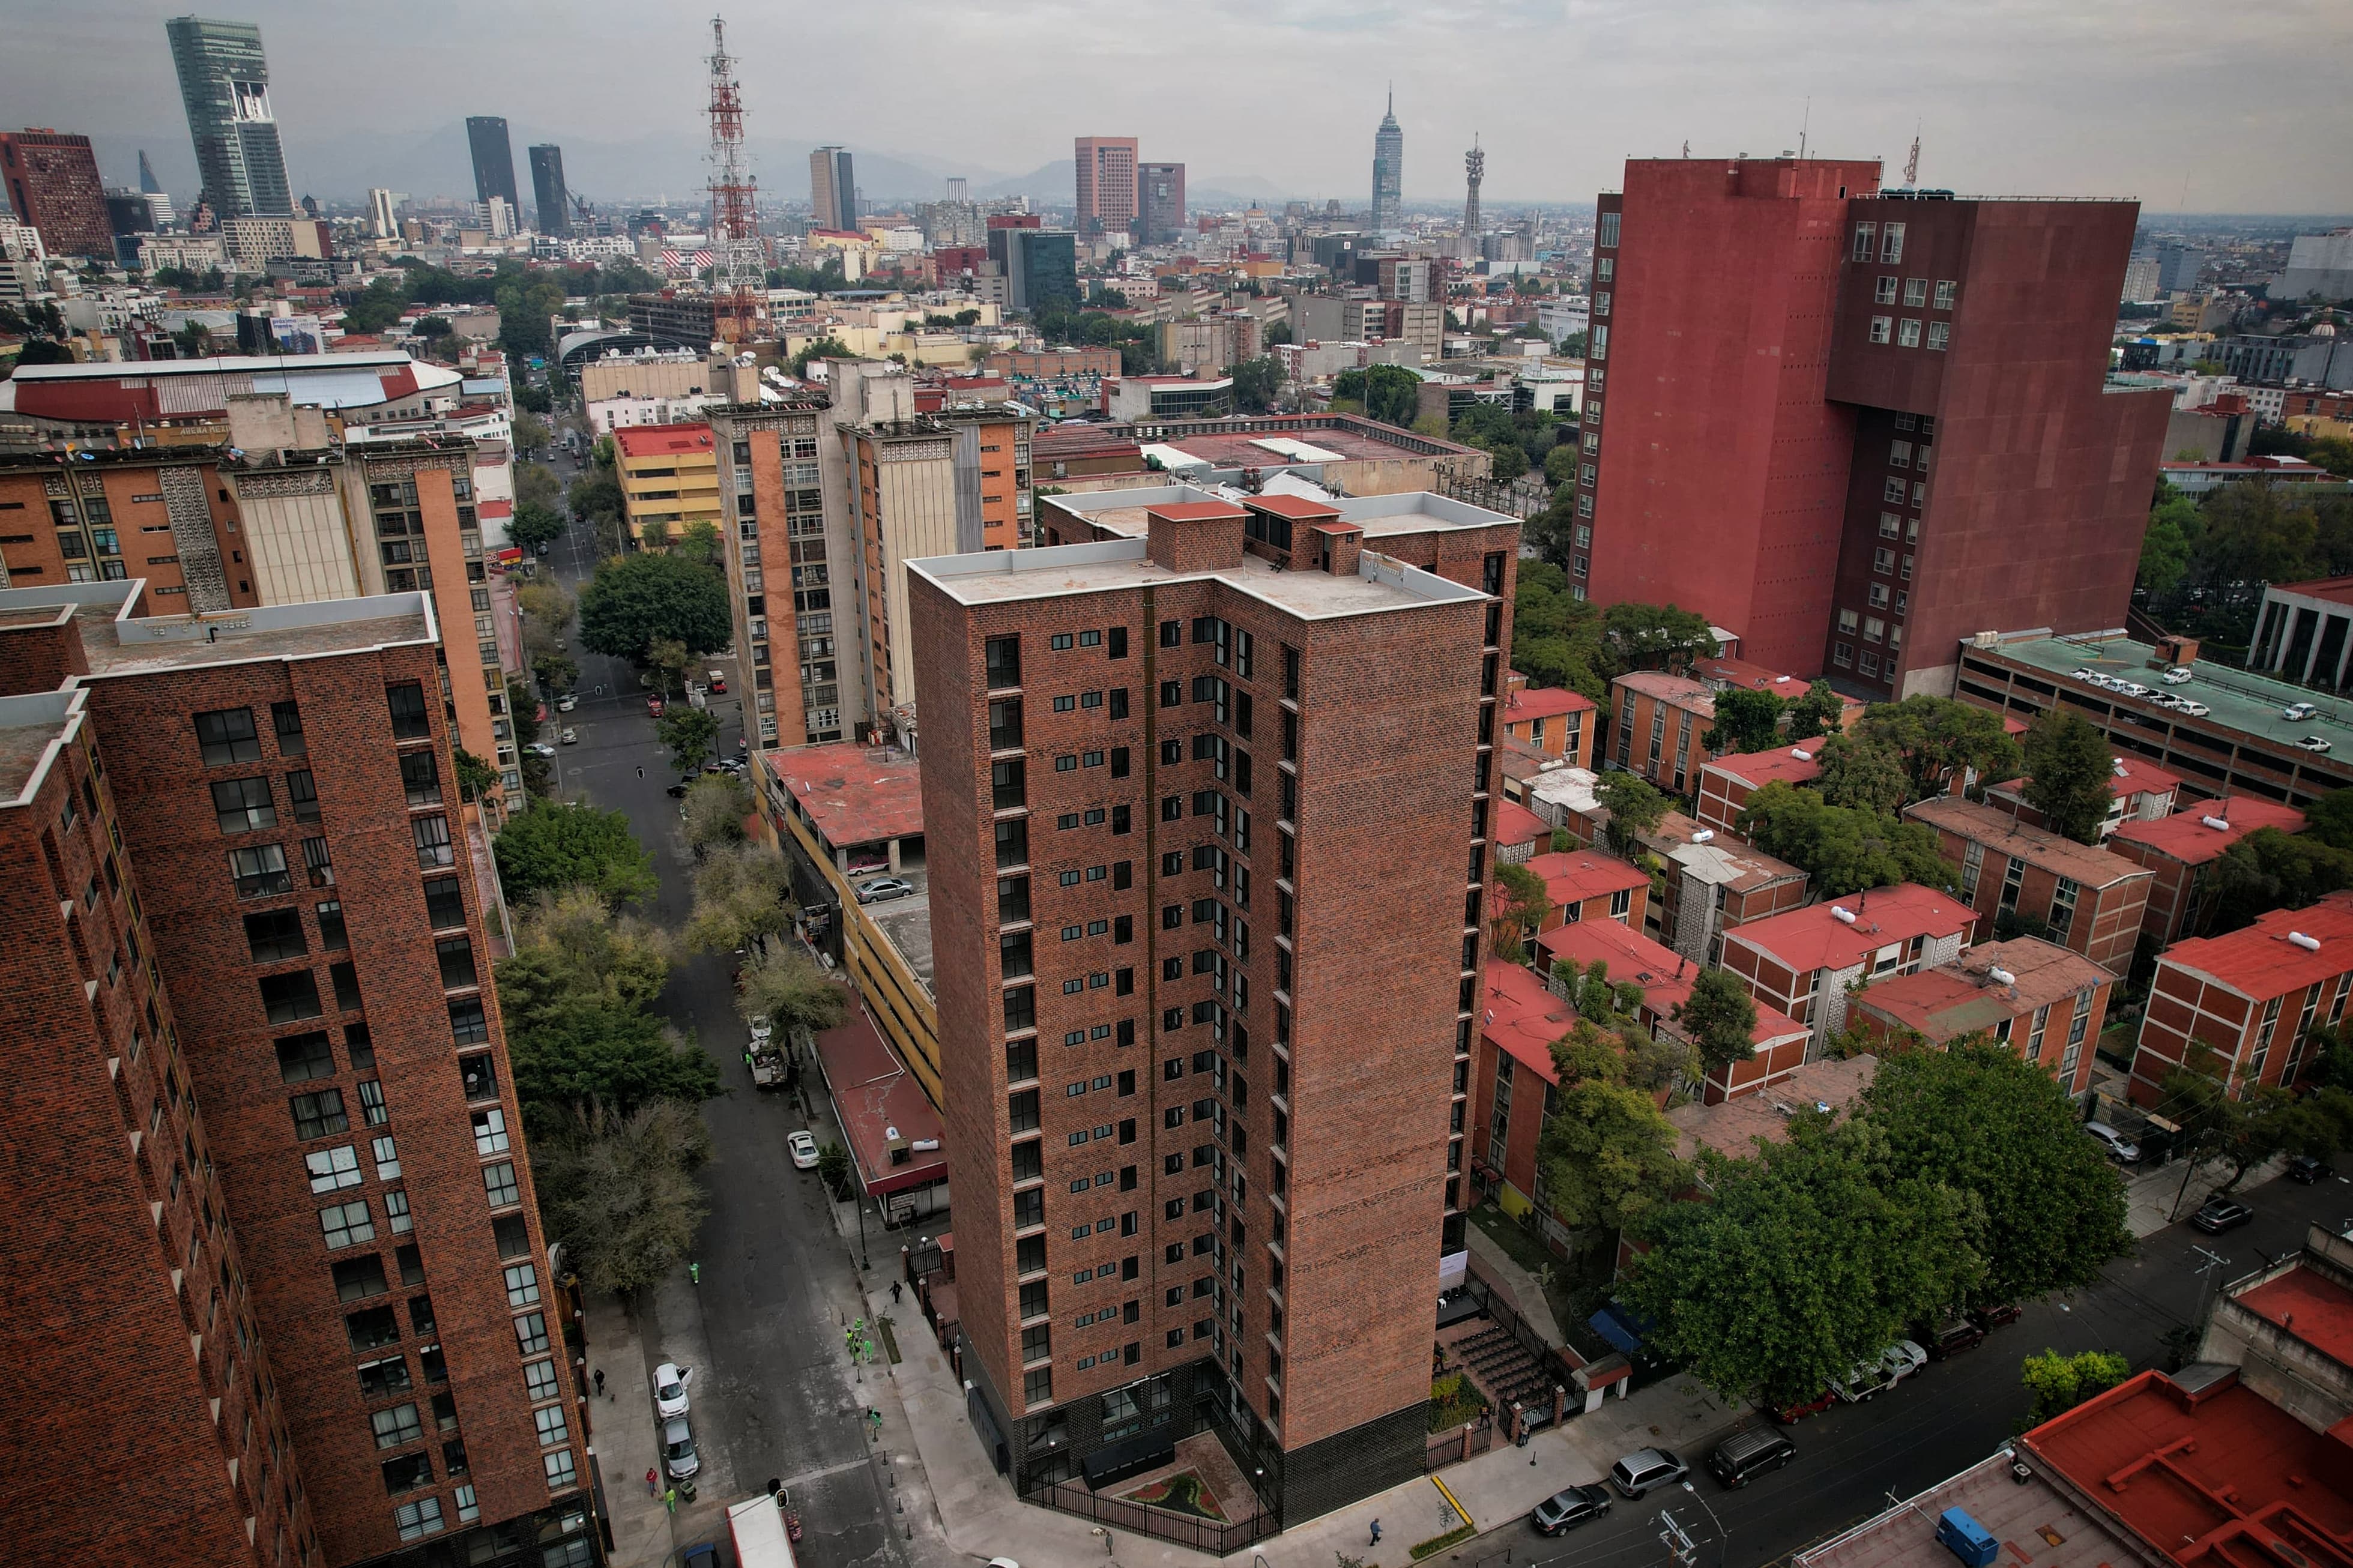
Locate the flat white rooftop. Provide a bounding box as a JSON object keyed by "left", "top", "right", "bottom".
{"left": 910, "top": 535, "right": 1487, "bottom": 621}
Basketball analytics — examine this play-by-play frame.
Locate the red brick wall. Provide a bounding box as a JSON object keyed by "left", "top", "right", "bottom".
{"left": 0, "top": 709, "right": 312, "bottom": 1566}
{"left": 79, "top": 645, "right": 570, "bottom": 1564}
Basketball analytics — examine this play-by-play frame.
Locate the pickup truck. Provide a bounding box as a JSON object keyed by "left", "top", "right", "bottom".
{"left": 1831, "top": 1340, "right": 1927, "bottom": 1404}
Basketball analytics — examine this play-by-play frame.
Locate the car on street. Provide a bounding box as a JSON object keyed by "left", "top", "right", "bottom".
{"left": 750, "top": 1016, "right": 774, "bottom": 1045}
{"left": 2164, "top": 667, "right": 2194, "bottom": 684}
{"left": 2193, "top": 1195, "right": 2255, "bottom": 1234}
{"left": 1833, "top": 1341, "right": 1926, "bottom": 1404}
{"left": 1530, "top": 1484, "right": 1612, "bottom": 1534}
{"left": 666, "top": 782, "right": 690, "bottom": 797}
{"left": 647, "top": 695, "right": 666, "bottom": 717}
{"left": 1769, "top": 1389, "right": 1836, "bottom": 1425}
{"left": 559, "top": 728, "right": 578, "bottom": 745}
{"left": 653, "top": 1361, "right": 692, "bottom": 1420}
{"left": 2177, "top": 701, "right": 2210, "bottom": 717}
{"left": 2085, "top": 1121, "right": 2142, "bottom": 1162}
{"left": 856, "top": 876, "right": 918, "bottom": 904}
{"left": 2300, "top": 735, "right": 2334, "bottom": 754}
{"left": 707, "top": 669, "right": 728, "bottom": 694}
{"left": 789, "top": 1130, "right": 821, "bottom": 1170}
{"left": 1708, "top": 1428, "right": 1797, "bottom": 1489}
{"left": 1969, "top": 1302, "right": 2024, "bottom": 1332}
{"left": 2119, "top": 682, "right": 2152, "bottom": 698}
{"left": 1609, "top": 1448, "right": 1688, "bottom": 1498}
{"left": 537, "top": 543, "right": 551, "bottom": 557}
{"left": 557, "top": 694, "right": 577, "bottom": 712}
{"left": 1915, "top": 1316, "right": 1987, "bottom": 1360}
{"left": 681, "top": 1546, "right": 720, "bottom": 1568}
{"left": 2288, "top": 1154, "right": 2336, "bottom": 1184}
{"left": 2285, "top": 702, "right": 2320, "bottom": 721}
{"left": 662, "top": 1415, "right": 700, "bottom": 1479}
{"left": 2070, "top": 668, "right": 2098, "bottom": 682}
{"left": 525, "top": 741, "right": 556, "bottom": 758}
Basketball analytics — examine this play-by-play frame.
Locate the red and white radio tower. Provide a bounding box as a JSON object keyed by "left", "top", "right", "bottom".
{"left": 705, "top": 14, "right": 764, "bottom": 345}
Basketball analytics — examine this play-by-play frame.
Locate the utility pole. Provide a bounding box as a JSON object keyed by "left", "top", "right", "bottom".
{"left": 2191, "top": 1244, "right": 2232, "bottom": 1332}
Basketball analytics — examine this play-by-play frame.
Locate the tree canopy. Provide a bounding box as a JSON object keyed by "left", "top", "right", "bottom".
{"left": 1331, "top": 364, "right": 1424, "bottom": 428}
{"left": 578, "top": 550, "right": 734, "bottom": 663}
{"left": 533, "top": 1100, "right": 712, "bottom": 1296}
{"left": 1230, "top": 355, "right": 1283, "bottom": 414}
{"left": 657, "top": 707, "right": 720, "bottom": 774}
{"left": 1703, "top": 687, "right": 1785, "bottom": 755}
{"left": 681, "top": 842, "right": 796, "bottom": 956}
{"left": 1599, "top": 773, "right": 1671, "bottom": 854}
{"left": 2021, "top": 710, "right": 2115, "bottom": 845}
{"left": 494, "top": 802, "right": 659, "bottom": 906}
{"left": 1813, "top": 734, "right": 1912, "bottom": 816}
{"left": 503, "top": 995, "right": 721, "bottom": 1124}
{"left": 2207, "top": 827, "right": 2353, "bottom": 934}
{"left": 1737, "top": 781, "right": 1953, "bottom": 896}
{"left": 1533, "top": 1021, "right": 1687, "bottom": 1232}
{"left": 1852, "top": 696, "right": 2023, "bottom": 802}
{"left": 1672, "top": 968, "right": 1759, "bottom": 1075}
{"left": 738, "top": 950, "right": 848, "bottom": 1039}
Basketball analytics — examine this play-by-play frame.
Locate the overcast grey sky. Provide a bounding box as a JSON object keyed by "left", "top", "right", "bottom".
{"left": 6, "top": 0, "right": 2349, "bottom": 212}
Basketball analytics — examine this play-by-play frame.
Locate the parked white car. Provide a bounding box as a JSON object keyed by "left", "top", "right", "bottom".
{"left": 2163, "top": 667, "right": 2194, "bottom": 684}
{"left": 653, "top": 1361, "right": 692, "bottom": 1420}
{"left": 788, "top": 1130, "right": 821, "bottom": 1170}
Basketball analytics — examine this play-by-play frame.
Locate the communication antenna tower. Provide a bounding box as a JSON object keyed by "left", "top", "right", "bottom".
{"left": 1904, "top": 127, "right": 1921, "bottom": 187}
{"left": 705, "top": 14, "right": 765, "bottom": 344}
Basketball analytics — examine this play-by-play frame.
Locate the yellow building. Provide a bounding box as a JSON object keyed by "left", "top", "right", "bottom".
{"left": 613, "top": 421, "right": 720, "bottom": 546}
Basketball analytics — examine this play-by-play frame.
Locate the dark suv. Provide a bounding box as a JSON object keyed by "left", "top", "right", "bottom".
{"left": 1708, "top": 1429, "right": 1796, "bottom": 1489}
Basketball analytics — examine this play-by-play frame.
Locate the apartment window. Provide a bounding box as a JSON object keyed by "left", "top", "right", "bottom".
{"left": 1874, "top": 547, "right": 1896, "bottom": 575}
{"left": 473, "top": 1108, "right": 511, "bottom": 1157}
{"left": 291, "top": 1087, "right": 349, "bottom": 1139}
{"left": 1927, "top": 322, "right": 1951, "bottom": 351}
{"left": 393, "top": 1498, "right": 444, "bottom": 1542}
{"left": 1874, "top": 276, "right": 1898, "bottom": 304}
{"left": 1880, "top": 222, "right": 1906, "bottom": 263}
{"left": 227, "top": 842, "right": 291, "bottom": 899}
{"left": 505, "top": 1262, "right": 541, "bottom": 1307}
{"left": 1870, "top": 316, "right": 1892, "bottom": 345}
{"left": 373, "top": 1134, "right": 401, "bottom": 1180}
{"left": 385, "top": 683, "right": 432, "bottom": 740}
{"left": 435, "top": 936, "right": 477, "bottom": 989}
{"left": 195, "top": 707, "right": 262, "bottom": 767}
{"left": 449, "top": 997, "right": 488, "bottom": 1044}
{"left": 1863, "top": 616, "right": 1885, "bottom": 644}
{"left": 986, "top": 635, "right": 1022, "bottom": 689}
{"left": 1590, "top": 323, "right": 1608, "bottom": 361}
{"left": 334, "top": 1254, "right": 390, "bottom": 1302}
{"left": 1596, "top": 211, "right": 1619, "bottom": 248}
{"left": 482, "top": 1161, "right": 521, "bottom": 1210}
{"left": 1852, "top": 221, "right": 1876, "bottom": 261}
{"left": 276, "top": 1030, "right": 334, "bottom": 1082}
{"left": 270, "top": 700, "right": 307, "bottom": 757}
{"left": 307, "top": 1144, "right": 362, "bottom": 1193}
{"left": 1833, "top": 643, "right": 1853, "bottom": 668}
{"left": 1859, "top": 651, "right": 1880, "bottom": 678}
{"left": 400, "top": 751, "right": 443, "bottom": 807}
{"left": 318, "top": 900, "right": 349, "bottom": 950}
{"left": 1898, "top": 319, "right": 1923, "bottom": 348}
{"left": 412, "top": 816, "right": 454, "bottom": 869}
{"left": 286, "top": 769, "right": 321, "bottom": 823}
{"left": 1869, "top": 583, "right": 1890, "bottom": 609}
{"left": 2049, "top": 876, "right": 2080, "bottom": 940}
{"left": 1933, "top": 280, "right": 1957, "bottom": 309}
{"left": 210, "top": 776, "right": 277, "bottom": 833}
{"left": 373, "top": 1402, "right": 424, "bottom": 1450}
{"left": 261, "top": 970, "right": 324, "bottom": 1024}
{"left": 246, "top": 908, "right": 308, "bottom": 963}
{"left": 1902, "top": 277, "right": 1929, "bottom": 307}
{"left": 321, "top": 1199, "right": 375, "bottom": 1249}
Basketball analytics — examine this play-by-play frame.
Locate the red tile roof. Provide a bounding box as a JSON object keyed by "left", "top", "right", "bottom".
{"left": 2021, "top": 1369, "right": 2353, "bottom": 1568}
{"left": 2238, "top": 1265, "right": 2353, "bottom": 1369}
{"left": 1704, "top": 746, "right": 1823, "bottom": 790}
{"left": 2110, "top": 797, "right": 2308, "bottom": 864}
{"left": 1905, "top": 796, "right": 2154, "bottom": 889}
{"left": 1479, "top": 960, "right": 1571, "bottom": 1084}
{"left": 1526, "top": 849, "right": 1651, "bottom": 908}
{"left": 1851, "top": 937, "right": 2110, "bottom": 1042}
{"left": 1728, "top": 883, "right": 1977, "bottom": 975}
{"left": 1147, "top": 500, "right": 1249, "bottom": 522}
{"left": 1243, "top": 493, "right": 1343, "bottom": 519}
{"left": 1493, "top": 800, "right": 1547, "bottom": 849}
{"left": 1694, "top": 653, "right": 1808, "bottom": 693}
{"left": 2271, "top": 574, "right": 2353, "bottom": 608}
{"left": 1502, "top": 685, "right": 1596, "bottom": 722}
{"left": 1535, "top": 920, "right": 1808, "bottom": 1048}
{"left": 811, "top": 997, "right": 947, "bottom": 1197}
{"left": 763, "top": 742, "right": 925, "bottom": 849}
{"left": 2156, "top": 890, "right": 2353, "bottom": 1002}
{"left": 612, "top": 422, "right": 715, "bottom": 459}
{"left": 1990, "top": 755, "right": 2185, "bottom": 803}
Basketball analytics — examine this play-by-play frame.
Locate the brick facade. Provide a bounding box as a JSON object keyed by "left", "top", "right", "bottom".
{"left": 1903, "top": 796, "right": 2153, "bottom": 973}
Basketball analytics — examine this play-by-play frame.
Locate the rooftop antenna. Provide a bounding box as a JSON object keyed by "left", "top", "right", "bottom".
{"left": 704, "top": 14, "right": 764, "bottom": 346}
{"left": 1798, "top": 97, "right": 1810, "bottom": 160}
{"left": 1903, "top": 124, "right": 1921, "bottom": 187}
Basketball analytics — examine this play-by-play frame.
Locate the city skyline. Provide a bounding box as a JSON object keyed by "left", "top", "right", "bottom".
{"left": 2, "top": 0, "right": 2347, "bottom": 214}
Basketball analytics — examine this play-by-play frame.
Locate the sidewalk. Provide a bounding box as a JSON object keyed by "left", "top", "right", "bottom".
{"left": 2123, "top": 1152, "right": 2288, "bottom": 1238}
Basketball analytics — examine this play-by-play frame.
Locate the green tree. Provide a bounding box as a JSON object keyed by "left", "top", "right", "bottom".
{"left": 1737, "top": 782, "right": 1953, "bottom": 897}
{"left": 2139, "top": 489, "right": 2199, "bottom": 594}
{"left": 2207, "top": 827, "right": 2353, "bottom": 933}
{"left": 738, "top": 950, "right": 848, "bottom": 1039}
{"left": 1783, "top": 680, "right": 1847, "bottom": 743}
{"left": 1625, "top": 1120, "right": 1982, "bottom": 1407}
{"left": 2019, "top": 1350, "right": 2131, "bottom": 1429}
{"left": 1671, "top": 968, "right": 1759, "bottom": 1076}
{"left": 1599, "top": 773, "right": 1671, "bottom": 854}
{"left": 1813, "top": 734, "right": 1912, "bottom": 816}
{"left": 1861, "top": 1043, "right": 2128, "bottom": 1310}
{"left": 532, "top": 1099, "right": 713, "bottom": 1297}
{"left": 506, "top": 998, "right": 721, "bottom": 1127}
{"left": 1853, "top": 696, "right": 2023, "bottom": 802}
{"left": 1490, "top": 860, "right": 1551, "bottom": 956}
{"left": 1330, "top": 364, "right": 1424, "bottom": 427}
{"left": 496, "top": 885, "right": 673, "bottom": 1029}
{"left": 657, "top": 706, "right": 720, "bottom": 774}
{"left": 2306, "top": 790, "right": 2353, "bottom": 853}
{"left": 1230, "top": 355, "right": 1283, "bottom": 414}
{"left": 673, "top": 519, "right": 722, "bottom": 567}
{"left": 681, "top": 842, "right": 794, "bottom": 955}
{"left": 1603, "top": 603, "right": 1719, "bottom": 672}
{"left": 515, "top": 461, "right": 562, "bottom": 513}
{"left": 513, "top": 411, "right": 552, "bottom": 454}
{"left": 681, "top": 774, "right": 752, "bottom": 852}
{"left": 1533, "top": 1022, "right": 1688, "bottom": 1232}
{"left": 1544, "top": 444, "right": 1578, "bottom": 486}
{"left": 1509, "top": 560, "right": 1610, "bottom": 699}
{"left": 578, "top": 550, "right": 734, "bottom": 663}
{"left": 816, "top": 1139, "right": 853, "bottom": 1200}
{"left": 453, "top": 747, "right": 500, "bottom": 803}
{"left": 509, "top": 501, "right": 566, "bottom": 553}
{"left": 494, "top": 802, "right": 659, "bottom": 906}
{"left": 2022, "top": 710, "right": 2116, "bottom": 845}
{"left": 1703, "top": 687, "right": 1784, "bottom": 755}
{"left": 791, "top": 336, "right": 853, "bottom": 376}
{"left": 567, "top": 468, "right": 624, "bottom": 533}
{"left": 1486, "top": 441, "right": 1529, "bottom": 483}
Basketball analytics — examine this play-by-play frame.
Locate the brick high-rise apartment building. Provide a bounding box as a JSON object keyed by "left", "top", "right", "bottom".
{"left": 1573, "top": 158, "right": 2170, "bottom": 698}
{"left": 910, "top": 487, "right": 1518, "bottom": 1522}
{"left": 0, "top": 127, "right": 113, "bottom": 259}
{"left": 0, "top": 581, "right": 587, "bottom": 1568}
{"left": 1074, "top": 137, "right": 1140, "bottom": 238}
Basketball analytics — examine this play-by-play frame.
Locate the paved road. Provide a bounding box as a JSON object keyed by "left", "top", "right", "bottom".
{"left": 1449, "top": 1166, "right": 2352, "bottom": 1568}
{"left": 539, "top": 487, "right": 929, "bottom": 1568}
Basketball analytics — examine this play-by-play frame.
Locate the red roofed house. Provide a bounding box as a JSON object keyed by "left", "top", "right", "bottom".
{"left": 2110, "top": 797, "right": 2309, "bottom": 948}
{"left": 2128, "top": 891, "right": 2353, "bottom": 1106}
{"left": 1641, "top": 811, "right": 1811, "bottom": 964}
{"left": 1902, "top": 795, "right": 2155, "bottom": 973}
{"left": 1500, "top": 673, "right": 1595, "bottom": 765}
{"left": 1722, "top": 884, "right": 1977, "bottom": 1050}
{"left": 1694, "top": 745, "right": 1825, "bottom": 835}
{"left": 1983, "top": 755, "right": 2182, "bottom": 839}
{"left": 1847, "top": 936, "right": 2113, "bottom": 1096}
{"left": 1469, "top": 960, "right": 1573, "bottom": 1226}
{"left": 1608, "top": 669, "right": 1718, "bottom": 795}
{"left": 1493, "top": 798, "right": 1548, "bottom": 865}
{"left": 1535, "top": 921, "right": 1812, "bottom": 1103}
{"left": 1524, "top": 848, "right": 1651, "bottom": 932}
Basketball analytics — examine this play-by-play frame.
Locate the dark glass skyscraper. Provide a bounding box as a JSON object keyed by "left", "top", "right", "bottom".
{"left": 165, "top": 14, "right": 292, "bottom": 218}
{"left": 466, "top": 116, "right": 520, "bottom": 216}
{"left": 528, "top": 144, "right": 570, "bottom": 237}
{"left": 1370, "top": 91, "right": 1403, "bottom": 232}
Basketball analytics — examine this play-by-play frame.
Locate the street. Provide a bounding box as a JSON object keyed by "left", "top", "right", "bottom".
{"left": 538, "top": 473, "right": 932, "bottom": 1568}
{"left": 1442, "top": 1163, "right": 2351, "bottom": 1568}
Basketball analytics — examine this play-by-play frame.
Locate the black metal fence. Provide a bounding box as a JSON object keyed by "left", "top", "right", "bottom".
{"left": 1425, "top": 1416, "right": 1495, "bottom": 1471}
{"left": 1030, "top": 1478, "right": 1279, "bottom": 1555}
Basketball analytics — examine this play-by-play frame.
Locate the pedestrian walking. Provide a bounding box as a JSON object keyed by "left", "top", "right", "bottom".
{"left": 1370, "top": 1519, "right": 1382, "bottom": 1546}
{"left": 645, "top": 1467, "right": 658, "bottom": 1498}
{"left": 890, "top": 1280, "right": 902, "bottom": 1304}
{"left": 664, "top": 1486, "right": 678, "bottom": 1515}
{"left": 689, "top": 1261, "right": 701, "bottom": 1286}
{"left": 593, "top": 1368, "right": 606, "bottom": 1398}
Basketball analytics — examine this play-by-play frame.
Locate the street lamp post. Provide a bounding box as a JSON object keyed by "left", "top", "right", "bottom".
{"left": 1679, "top": 1480, "right": 1727, "bottom": 1568}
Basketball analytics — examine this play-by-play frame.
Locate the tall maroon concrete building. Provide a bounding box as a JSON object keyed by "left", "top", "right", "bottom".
{"left": 0, "top": 581, "right": 589, "bottom": 1568}
{"left": 0, "top": 127, "right": 114, "bottom": 259}
{"left": 908, "top": 486, "right": 1517, "bottom": 1525}
{"left": 1573, "top": 157, "right": 2170, "bottom": 698}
